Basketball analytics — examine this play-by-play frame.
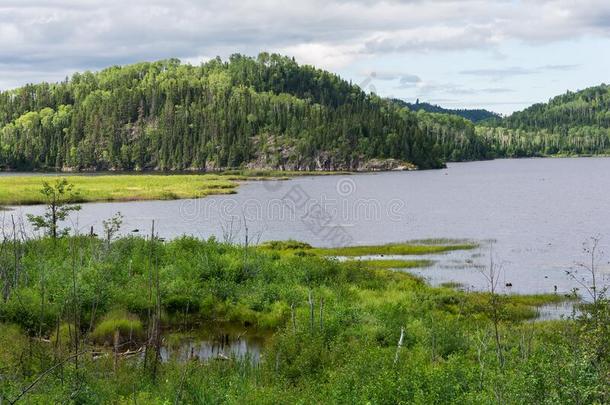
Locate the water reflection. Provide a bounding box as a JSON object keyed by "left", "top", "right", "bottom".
{"left": 160, "top": 325, "right": 269, "bottom": 364}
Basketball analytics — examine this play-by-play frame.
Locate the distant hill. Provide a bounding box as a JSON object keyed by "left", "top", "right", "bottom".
{"left": 496, "top": 84, "right": 610, "bottom": 130}
{"left": 390, "top": 99, "right": 500, "bottom": 123}
{"left": 0, "top": 54, "right": 497, "bottom": 172}
{"left": 477, "top": 84, "right": 610, "bottom": 157}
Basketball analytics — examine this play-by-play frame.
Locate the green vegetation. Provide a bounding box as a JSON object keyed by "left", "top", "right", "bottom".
{"left": 0, "top": 169, "right": 355, "bottom": 206}
{"left": 439, "top": 281, "right": 465, "bottom": 289}
{"left": 0, "top": 174, "right": 238, "bottom": 205}
{"left": 1, "top": 231, "right": 606, "bottom": 403}
{"left": 25, "top": 178, "right": 82, "bottom": 238}
{"left": 311, "top": 241, "right": 477, "bottom": 257}
{"left": 259, "top": 239, "right": 314, "bottom": 252}
{"left": 415, "top": 110, "right": 492, "bottom": 162}
{"left": 259, "top": 240, "right": 476, "bottom": 261}
{"left": 3, "top": 60, "right": 610, "bottom": 403}
{"left": 90, "top": 310, "right": 144, "bottom": 345}
{"left": 398, "top": 84, "right": 610, "bottom": 160}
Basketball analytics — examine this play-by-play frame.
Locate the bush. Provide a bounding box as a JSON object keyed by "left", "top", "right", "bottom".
{"left": 0, "top": 288, "right": 60, "bottom": 335}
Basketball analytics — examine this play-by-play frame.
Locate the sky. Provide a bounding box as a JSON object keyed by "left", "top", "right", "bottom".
{"left": 1, "top": 0, "right": 609, "bottom": 114}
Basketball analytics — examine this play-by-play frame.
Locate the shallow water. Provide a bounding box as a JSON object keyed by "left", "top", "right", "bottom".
{"left": 159, "top": 325, "right": 268, "bottom": 364}
{"left": 534, "top": 301, "right": 579, "bottom": 321}
{"left": 4, "top": 158, "right": 610, "bottom": 296}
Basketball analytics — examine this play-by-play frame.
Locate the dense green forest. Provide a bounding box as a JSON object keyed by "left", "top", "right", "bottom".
{"left": 392, "top": 99, "right": 500, "bottom": 123}
{"left": 0, "top": 54, "right": 486, "bottom": 172}
{"left": 415, "top": 110, "right": 490, "bottom": 162}
{"left": 1, "top": 54, "right": 608, "bottom": 172}
{"left": 478, "top": 84, "right": 610, "bottom": 157}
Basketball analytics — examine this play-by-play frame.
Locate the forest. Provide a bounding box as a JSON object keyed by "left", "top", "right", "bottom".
{"left": 0, "top": 54, "right": 501, "bottom": 173}
{"left": 0, "top": 54, "right": 456, "bottom": 172}
{"left": 391, "top": 99, "right": 500, "bottom": 123}
{"left": 477, "top": 84, "right": 610, "bottom": 157}
{"left": 1, "top": 54, "right": 609, "bottom": 173}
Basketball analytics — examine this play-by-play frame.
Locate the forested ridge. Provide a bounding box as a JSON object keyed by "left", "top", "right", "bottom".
{"left": 478, "top": 84, "right": 610, "bottom": 157}
{"left": 1, "top": 54, "right": 607, "bottom": 172}
{"left": 0, "top": 54, "right": 491, "bottom": 172}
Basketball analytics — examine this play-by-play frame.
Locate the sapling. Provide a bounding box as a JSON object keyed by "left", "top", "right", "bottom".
{"left": 480, "top": 245, "right": 506, "bottom": 368}
{"left": 26, "top": 179, "right": 81, "bottom": 239}
{"left": 102, "top": 212, "right": 124, "bottom": 247}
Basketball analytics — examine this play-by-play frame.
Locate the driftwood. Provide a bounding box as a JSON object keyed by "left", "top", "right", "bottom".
{"left": 91, "top": 346, "right": 145, "bottom": 361}
{"left": 216, "top": 353, "right": 231, "bottom": 361}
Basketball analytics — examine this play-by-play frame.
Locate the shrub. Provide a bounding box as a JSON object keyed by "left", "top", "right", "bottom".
{"left": 0, "top": 288, "right": 60, "bottom": 335}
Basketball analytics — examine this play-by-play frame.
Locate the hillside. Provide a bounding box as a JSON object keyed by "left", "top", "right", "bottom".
{"left": 478, "top": 84, "right": 610, "bottom": 157}
{"left": 392, "top": 99, "right": 500, "bottom": 123}
{"left": 0, "top": 54, "right": 495, "bottom": 172}
{"left": 498, "top": 84, "right": 610, "bottom": 130}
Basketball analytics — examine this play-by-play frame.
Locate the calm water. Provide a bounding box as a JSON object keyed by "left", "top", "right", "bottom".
{"left": 159, "top": 324, "right": 269, "bottom": 364}
{"left": 3, "top": 158, "right": 610, "bottom": 296}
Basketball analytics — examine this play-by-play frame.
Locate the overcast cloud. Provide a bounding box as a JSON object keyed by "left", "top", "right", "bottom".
{"left": 1, "top": 0, "right": 609, "bottom": 113}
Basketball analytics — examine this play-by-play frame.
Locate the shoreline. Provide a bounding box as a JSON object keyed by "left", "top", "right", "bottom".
{"left": 4, "top": 154, "right": 610, "bottom": 206}
{"left": 0, "top": 169, "right": 386, "bottom": 206}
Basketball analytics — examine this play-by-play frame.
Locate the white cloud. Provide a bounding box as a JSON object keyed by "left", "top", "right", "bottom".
{"left": 0, "top": 0, "right": 608, "bottom": 94}
{"left": 276, "top": 43, "right": 362, "bottom": 70}
{"left": 460, "top": 64, "right": 581, "bottom": 80}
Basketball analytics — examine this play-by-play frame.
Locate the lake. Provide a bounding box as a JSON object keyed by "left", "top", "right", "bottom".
{"left": 3, "top": 158, "right": 610, "bottom": 297}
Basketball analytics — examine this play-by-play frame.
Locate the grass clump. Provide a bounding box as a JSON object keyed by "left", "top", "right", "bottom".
{"left": 259, "top": 240, "right": 313, "bottom": 251}
{"left": 91, "top": 310, "right": 143, "bottom": 345}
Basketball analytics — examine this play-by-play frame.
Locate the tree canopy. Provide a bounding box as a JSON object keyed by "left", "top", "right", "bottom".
{"left": 1, "top": 55, "right": 606, "bottom": 171}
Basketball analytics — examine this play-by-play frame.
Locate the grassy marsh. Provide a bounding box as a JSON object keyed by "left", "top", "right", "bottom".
{"left": 310, "top": 241, "right": 478, "bottom": 257}
{"left": 0, "top": 174, "right": 241, "bottom": 205}
{"left": 0, "top": 169, "right": 353, "bottom": 206}
{"left": 0, "top": 235, "right": 604, "bottom": 403}
{"left": 348, "top": 259, "right": 434, "bottom": 269}
{"left": 259, "top": 240, "right": 478, "bottom": 258}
